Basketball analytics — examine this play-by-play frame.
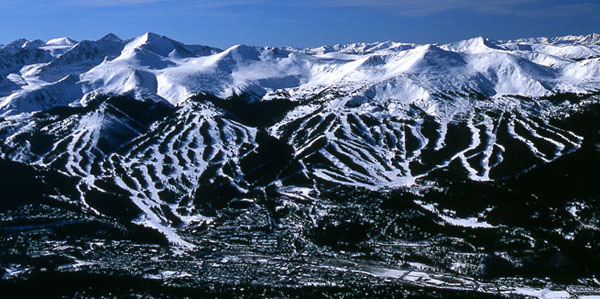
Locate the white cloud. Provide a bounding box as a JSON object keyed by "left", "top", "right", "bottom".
{"left": 62, "top": 0, "right": 265, "bottom": 7}
{"left": 64, "top": 0, "right": 165, "bottom": 6}
{"left": 2, "top": 0, "right": 597, "bottom": 17}
{"left": 306, "top": 0, "right": 600, "bottom": 17}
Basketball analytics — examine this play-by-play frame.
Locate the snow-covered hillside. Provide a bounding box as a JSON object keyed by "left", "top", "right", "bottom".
{"left": 0, "top": 32, "right": 599, "bottom": 246}
{"left": 1, "top": 32, "right": 599, "bottom": 116}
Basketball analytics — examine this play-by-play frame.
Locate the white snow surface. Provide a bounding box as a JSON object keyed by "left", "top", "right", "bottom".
{"left": 1, "top": 32, "right": 600, "bottom": 116}
{"left": 1, "top": 33, "right": 598, "bottom": 247}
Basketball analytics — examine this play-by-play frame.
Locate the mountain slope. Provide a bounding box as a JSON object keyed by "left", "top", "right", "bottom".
{"left": 0, "top": 32, "right": 598, "bottom": 246}
{"left": 1, "top": 33, "right": 600, "bottom": 116}
{"left": 1, "top": 33, "right": 600, "bottom": 296}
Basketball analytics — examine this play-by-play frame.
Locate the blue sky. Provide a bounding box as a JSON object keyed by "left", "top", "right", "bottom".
{"left": 1, "top": 0, "right": 599, "bottom": 48}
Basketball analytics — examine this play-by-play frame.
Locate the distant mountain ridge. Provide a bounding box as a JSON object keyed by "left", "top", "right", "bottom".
{"left": 0, "top": 32, "right": 599, "bottom": 116}
{"left": 504, "top": 33, "right": 600, "bottom": 45}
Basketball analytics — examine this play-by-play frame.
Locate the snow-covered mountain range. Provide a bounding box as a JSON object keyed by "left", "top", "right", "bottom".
{"left": 1, "top": 32, "right": 599, "bottom": 116}
{"left": 0, "top": 32, "right": 599, "bottom": 245}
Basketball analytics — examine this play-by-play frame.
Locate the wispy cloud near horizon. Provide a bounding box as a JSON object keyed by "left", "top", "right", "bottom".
{"left": 62, "top": 0, "right": 263, "bottom": 7}
{"left": 315, "top": 0, "right": 600, "bottom": 17}
{"left": 64, "top": 0, "right": 164, "bottom": 5}
{"left": 54, "top": 0, "right": 600, "bottom": 17}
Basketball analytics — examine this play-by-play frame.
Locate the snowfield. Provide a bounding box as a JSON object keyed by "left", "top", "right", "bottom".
{"left": 0, "top": 32, "right": 599, "bottom": 116}
{"left": 0, "top": 32, "right": 598, "bottom": 248}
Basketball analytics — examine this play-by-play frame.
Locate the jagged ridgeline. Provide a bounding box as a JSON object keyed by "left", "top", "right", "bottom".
{"left": 0, "top": 32, "right": 599, "bottom": 246}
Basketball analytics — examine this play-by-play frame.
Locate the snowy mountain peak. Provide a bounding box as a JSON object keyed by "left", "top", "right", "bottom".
{"left": 100, "top": 33, "right": 122, "bottom": 42}
{"left": 123, "top": 32, "right": 194, "bottom": 58}
{"left": 22, "top": 39, "right": 46, "bottom": 48}
{"left": 506, "top": 32, "right": 600, "bottom": 45}
{"left": 222, "top": 44, "right": 262, "bottom": 60}
{"left": 2, "top": 38, "right": 45, "bottom": 49}
{"left": 2, "top": 38, "right": 29, "bottom": 49}
{"left": 46, "top": 37, "right": 77, "bottom": 46}
{"left": 305, "top": 40, "right": 416, "bottom": 55}
{"left": 443, "top": 36, "right": 504, "bottom": 53}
